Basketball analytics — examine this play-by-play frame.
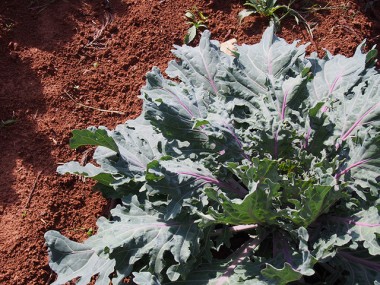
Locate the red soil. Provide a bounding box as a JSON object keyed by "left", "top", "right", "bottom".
{"left": 0, "top": 0, "right": 378, "bottom": 284}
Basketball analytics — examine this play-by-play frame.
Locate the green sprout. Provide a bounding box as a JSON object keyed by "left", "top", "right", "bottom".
{"left": 184, "top": 7, "right": 208, "bottom": 44}
{"left": 239, "top": 0, "right": 313, "bottom": 38}
{"left": 86, "top": 227, "right": 94, "bottom": 237}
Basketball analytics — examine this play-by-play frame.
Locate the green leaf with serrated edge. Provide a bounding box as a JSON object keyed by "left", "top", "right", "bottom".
{"left": 215, "top": 158, "right": 340, "bottom": 228}
{"left": 327, "top": 207, "right": 380, "bottom": 256}
{"left": 166, "top": 30, "right": 227, "bottom": 95}
{"left": 46, "top": 196, "right": 204, "bottom": 284}
{"left": 262, "top": 227, "right": 316, "bottom": 284}
{"left": 70, "top": 127, "right": 118, "bottom": 152}
{"left": 142, "top": 68, "right": 246, "bottom": 163}
{"left": 146, "top": 158, "right": 247, "bottom": 220}
{"left": 57, "top": 161, "right": 114, "bottom": 185}
{"left": 205, "top": 183, "right": 283, "bottom": 226}
{"left": 44, "top": 231, "right": 115, "bottom": 285}
{"left": 136, "top": 235, "right": 268, "bottom": 285}
{"left": 307, "top": 42, "right": 376, "bottom": 103}
{"left": 262, "top": 263, "right": 302, "bottom": 285}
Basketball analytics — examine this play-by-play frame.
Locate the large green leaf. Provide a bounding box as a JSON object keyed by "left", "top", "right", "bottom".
{"left": 44, "top": 231, "right": 116, "bottom": 285}
{"left": 70, "top": 127, "right": 118, "bottom": 152}
{"left": 166, "top": 30, "right": 226, "bottom": 95}
{"left": 45, "top": 196, "right": 204, "bottom": 283}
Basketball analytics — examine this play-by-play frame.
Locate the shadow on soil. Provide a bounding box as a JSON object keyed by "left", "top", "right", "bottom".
{"left": 0, "top": 0, "right": 125, "bottom": 207}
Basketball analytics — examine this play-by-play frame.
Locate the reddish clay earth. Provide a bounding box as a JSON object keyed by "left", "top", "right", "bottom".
{"left": 0, "top": 0, "right": 379, "bottom": 284}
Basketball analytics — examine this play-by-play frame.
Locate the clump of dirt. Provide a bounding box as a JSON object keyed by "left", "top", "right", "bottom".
{"left": 0, "top": 0, "right": 378, "bottom": 284}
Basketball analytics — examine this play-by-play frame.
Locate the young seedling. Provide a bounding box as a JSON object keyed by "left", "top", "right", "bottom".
{"left": 239, "top": 0, "right": 313, "bottom": 38}
{"left": 184, "top": 7, "right": 208, "bottom": 44}
{"left": 0, "top": 118, "right": 17, "bottom": 128}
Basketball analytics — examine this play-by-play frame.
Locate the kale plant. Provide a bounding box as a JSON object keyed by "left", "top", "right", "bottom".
{"left": 45, "top": 26, "right": 380, "bottom": 284}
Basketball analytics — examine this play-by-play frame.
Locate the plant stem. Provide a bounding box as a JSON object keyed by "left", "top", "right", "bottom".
{"left": 211, "top": 224, "right": 258, "bottom": 236}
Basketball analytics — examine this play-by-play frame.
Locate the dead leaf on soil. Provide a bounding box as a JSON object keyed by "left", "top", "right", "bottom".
{"left": 220, "top": 38, "right": 237, "bottom": 56}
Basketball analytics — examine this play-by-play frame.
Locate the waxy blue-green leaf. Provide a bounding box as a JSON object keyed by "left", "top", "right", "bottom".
{"left": 306, "top": 43, "right": 375, "bottom": 103}
{"left": 142, "top": 68, "right": 246, "bottom": 163}
{"left": 146, "top": 158, "right": 247, "bottom": 220}
{"left": 166, "top": 30, "right": 226, "bottom": 95}
{"left": 44, "top": 231, "right": 115, "bottom": 285}
{"left": 46, "top": 196, "right": 204, "bottom": 284}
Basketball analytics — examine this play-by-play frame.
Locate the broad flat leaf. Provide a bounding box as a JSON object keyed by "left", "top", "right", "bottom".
{"left": 341, "top": 133, "right": 380, "bottom": 197}
{"left": 45, "top": 196, "right": 203, "bottom": 284}
{"left": 58, "top": 118, "right": 166, "bottom": 197}
{"left": 350, "top": 207, "right": 380, "bottom": 255}
{"left": 306, "top": 43, "right": 375, "bottom": 102}
{"left": 166, "top": 30, "right": 226, "bottom": 95}
{"left": 44, "top": 231, "right": 115, "bottom": 285}
{"left": 108, "top": 117, "right": 167, "bottom": 179}
{"left": 142, "top": 67, "right": 246, "bottom": 162}
{"left": 133, "top": 272, "right": 161, "bottom": 285}
{"left": 57, "top": 161, "right": 114, "bottom": 186}
{"left": 331, "top": 74, "right": 380, "bottom": 143}
{"left": 312, "top": 207, "right": 380, "bottom": 261}
{"left": 70, "top": 127, "right": 118, "bottom": 152}
{"left": 216, "top": 26, "right": 310, "bottom": 158}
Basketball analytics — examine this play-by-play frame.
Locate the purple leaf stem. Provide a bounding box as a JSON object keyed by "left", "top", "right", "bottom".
{"left": 178, "top": 172, "right": 247, "bottom": 198}
{"left": 160, "top": 87, "right": 195, "bottom": 118}
{"left": 215, "top": 235, "right": 264, "bottom": 285}
{"left": 340, "top": 102, "right": 380, "bottom": 142}
{"left": 274, "top": 129, "right": 279, "bottom": 159}
{"left": 199, "top": 50, "right": 219, "bottom": 95}
{"left": 328, "top": 74, "right": 342, "bottom": 96}
{"left": 280, "top": 89, "right": 289, "bottom": 121}
{"left": 303, "top": 128, "right": 311, "bottom": 149}
{"left": 338, "top": 251, "right": 380, "bottom": 272}
{"left": 330, "top": 216, "right": 380, "bottom": 228}
{"left": 334, "top": 159, "right": 371, "bottom": 180}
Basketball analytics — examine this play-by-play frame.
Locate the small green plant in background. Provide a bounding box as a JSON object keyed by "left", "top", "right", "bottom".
{"left": 184, "top": 7, "right": 208, "bottom": 44}
{"left": 0, "top": 117, "right": 17, "bottom": 128}
{"left": 239, "top": 0, "right": 313, "bottom": 38}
